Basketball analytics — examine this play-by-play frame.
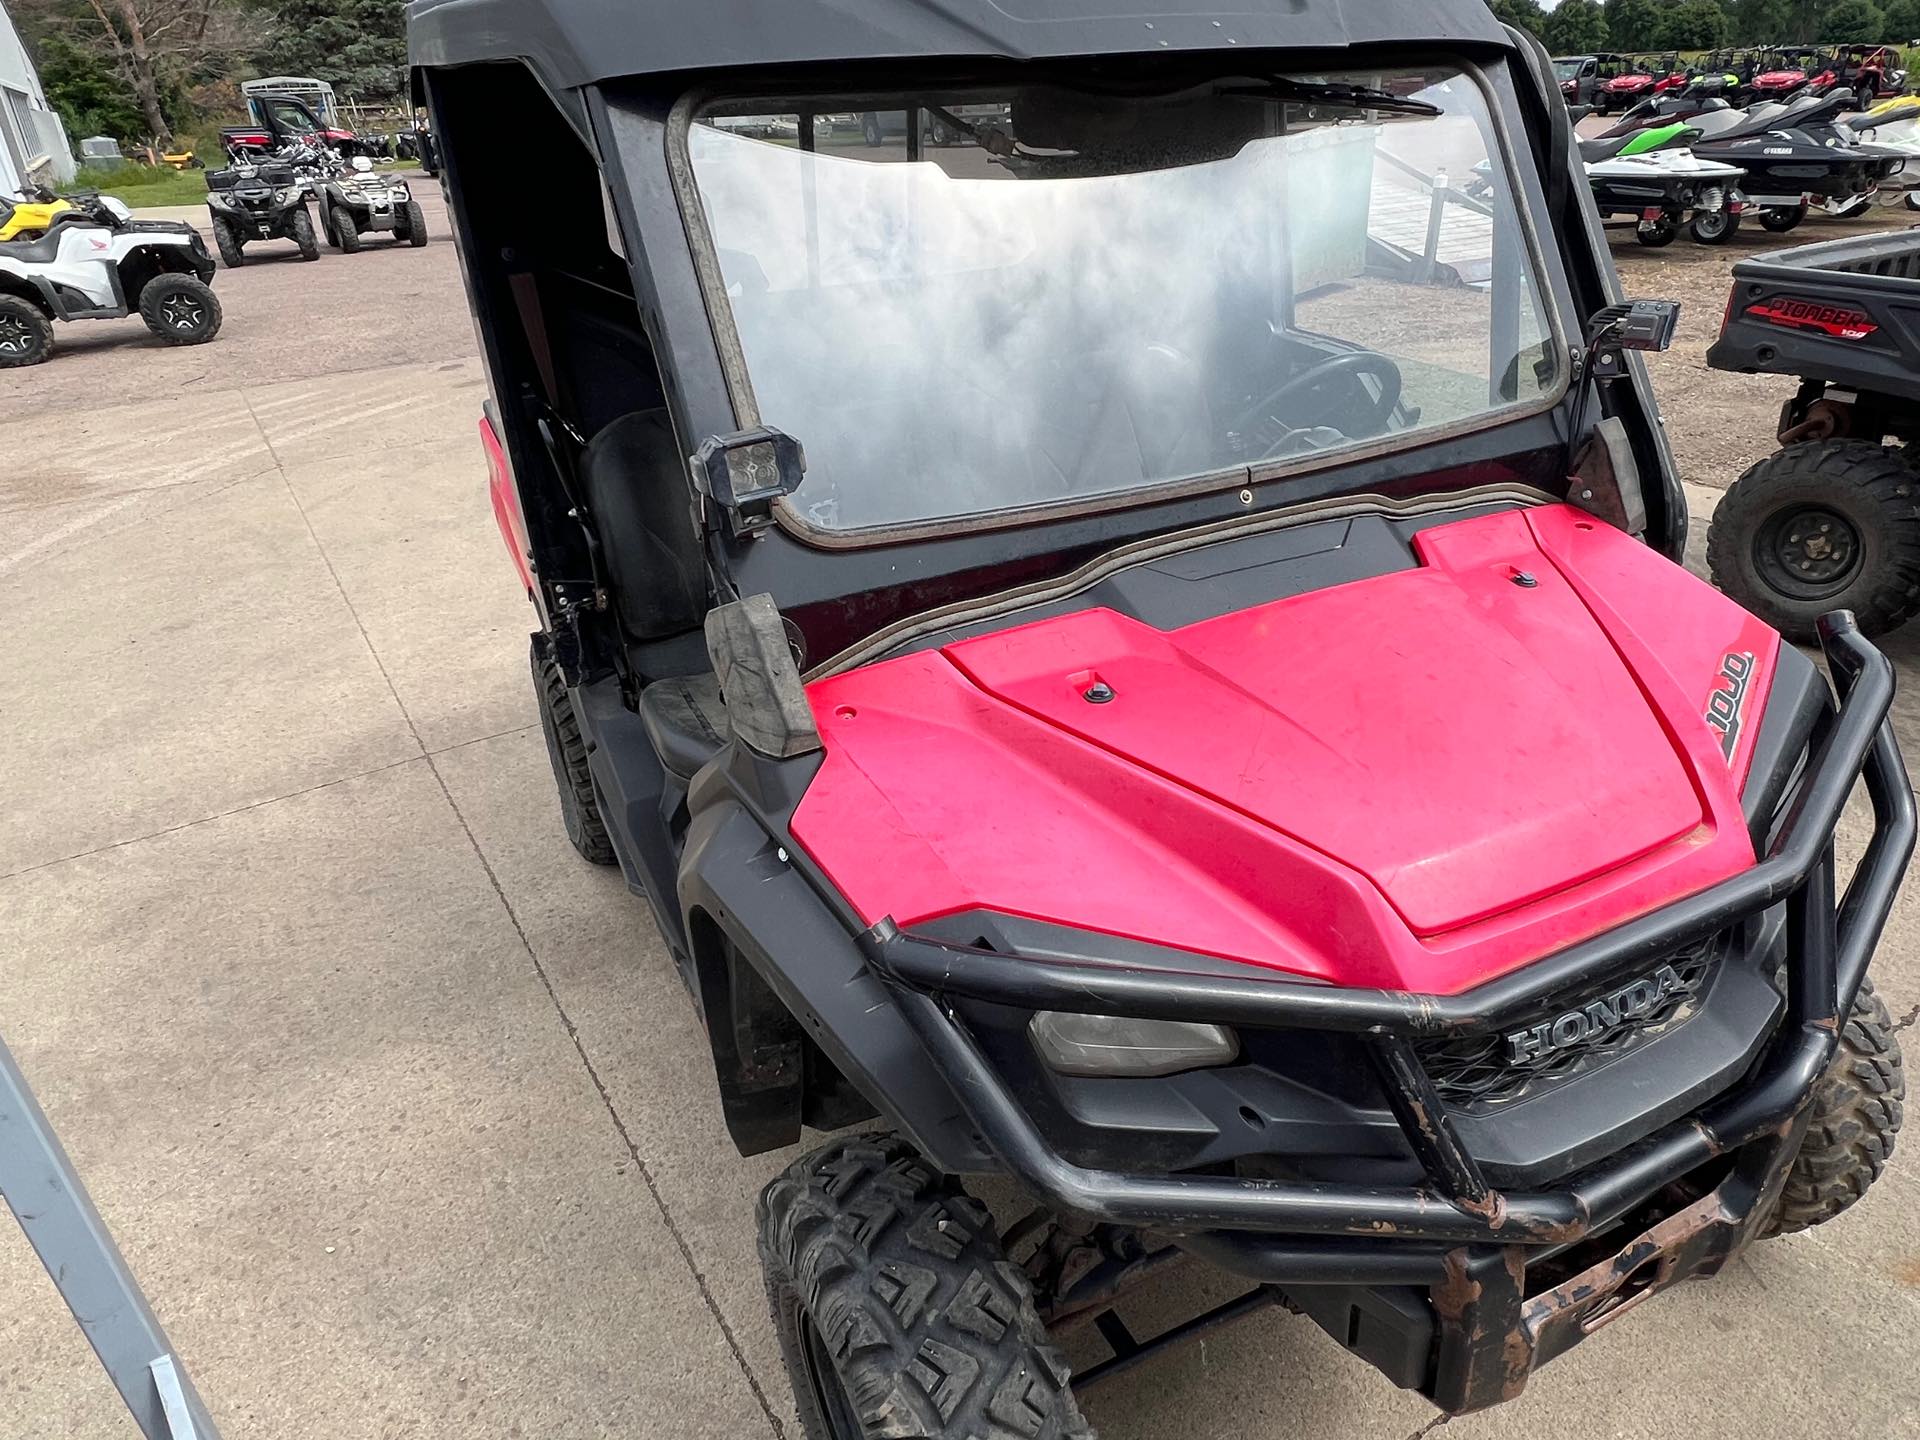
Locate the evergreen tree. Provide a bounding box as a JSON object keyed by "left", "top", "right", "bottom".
{"left": 1655, "top": 0, "right": 1735, "bottom": 48}
{"left": 1730, "top": 0, "right": 1794, "bottom": 40}
{"left": 1608, "top": 0, "right": 1664, "bottom": 49}
{"left": 27, "top": 32, "right": 146, "bottom": 142}
{"left": 1884, "top": 0, "right": 1920, "bottom": 39}
{"left": 1544, "top": 0, "right": 1611, "bottom": 53}
{"left": 246, "top": 0, "right": 406, "bottom": 100}
{"left": 1819, "top": 0, "right": 1889, "bottom": 40}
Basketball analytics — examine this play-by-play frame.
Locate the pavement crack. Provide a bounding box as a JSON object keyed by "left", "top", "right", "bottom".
{"left": 427, "top": 755, "right": 788, "bottom": 1440}
{"left": 1891, "top": 1002, "right": 1920, "bottom": 1034}
{"left": 1406, "top": 1414, "right": 1451, "bottom": 1440}
{"left": 0, "top": 755, "right": 423, "bottom": 882}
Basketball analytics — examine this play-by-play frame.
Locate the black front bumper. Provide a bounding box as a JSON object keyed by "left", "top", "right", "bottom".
{"left": 862, "top": 613, "right": 1912, "bottom": 1410}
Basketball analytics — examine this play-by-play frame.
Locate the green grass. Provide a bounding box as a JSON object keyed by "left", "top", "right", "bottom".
{"left": 63, "top": 161, "right": 216, "bottom": 209}
{"left": 58, "top": 155, "right": 425, "bottom": 212}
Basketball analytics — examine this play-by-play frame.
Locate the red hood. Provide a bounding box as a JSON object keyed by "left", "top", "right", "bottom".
{"left": 792, "top": 506, "right": 1778, "bottom": 994}
{"left": 1757, "top": 70, "right": 1806, "bottom": 86}
{"left": 1608, "top": 75, "right": 1656, "bottom": 91}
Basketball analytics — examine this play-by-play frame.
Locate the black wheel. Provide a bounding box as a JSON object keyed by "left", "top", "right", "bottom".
{"left": 334, "top": 206, "right": 362, "bottom": 253}
{"left": 1857, "top": 86, "right": 1876, "bottom": 114}
{"left": 1907, "top": 192, "right": 1920, "bottom": 212}
{"left": 137, "top": 274, "right": 223, "bottom": 346}
{"left": 862, "top": 112, "right": 883, "bottom": 147}
{"left": 1706, "top": 440, "right": 1920, "bottom": 641}
{"left": 289, "top": 206, "right": 320, "bottom": 260}
{"left": 1768, "top": 980, "right": 1904, "bottom": 1235}
{"left": 759, "top": 1135, "right": 1092, "bottom": 1440}
{"left": 0, "top": 294, "right": 53, "bottom": 367}
{"left": 319, "top": 199, "right": 340, "bottom": 250}
{"left": 401, "top": 199, "right": 428, "bottom": 247}
{"left": 1760, "top": 204, "right": 1807, "bottom": 233}
{"left": 531, "top": 637, "right": 616, "bottom": 865}
{"left": 211, "top": 215, "right": 245, "bottom": 268}
{"left": 1689, "top": 208, "right": 1741, "bottom": 244}
{"left": 1635, "top": 215, "right": 1679, "bottom": 247}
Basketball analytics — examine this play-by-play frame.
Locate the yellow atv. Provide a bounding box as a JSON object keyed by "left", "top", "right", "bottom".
{"left": 0, "top": 187, "right": 75, "bottom": 242}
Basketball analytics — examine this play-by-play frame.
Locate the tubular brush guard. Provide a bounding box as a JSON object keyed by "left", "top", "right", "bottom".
{"left": 860, "top": 611, "right": 1914, "bottom": 1412}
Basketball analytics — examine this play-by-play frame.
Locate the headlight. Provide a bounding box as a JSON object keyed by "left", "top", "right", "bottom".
{"left": 1028, "top": 1012, "right": 1239, "bottom": 1077}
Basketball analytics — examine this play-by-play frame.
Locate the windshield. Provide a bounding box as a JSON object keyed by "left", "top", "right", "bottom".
{"left": 1553, "top": 60, "right": 1585, "bottom": 81}
{"left": 687, "top": 66, "right": 1561, "bottom": 537}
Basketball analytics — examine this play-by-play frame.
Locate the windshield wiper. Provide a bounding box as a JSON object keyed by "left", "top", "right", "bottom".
{"left": 1220, "top": 77, "right": 1443, "bottom": 118}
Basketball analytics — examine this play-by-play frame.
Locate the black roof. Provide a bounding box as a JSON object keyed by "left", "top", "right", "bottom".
{"left": 408, "top": 0, "right": 1514, "bottom": 92}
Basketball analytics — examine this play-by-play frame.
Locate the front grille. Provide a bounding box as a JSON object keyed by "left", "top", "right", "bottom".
{"left": 1414, "top": 933, "right": 1727, "bottom": 1113}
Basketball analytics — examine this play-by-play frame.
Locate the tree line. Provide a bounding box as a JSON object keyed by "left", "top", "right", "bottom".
{"left": 1491, "top": 0, "right": 1920, "bottom": 55}
{"left": 14, "top": 0, "right": 406, "bottom": 149}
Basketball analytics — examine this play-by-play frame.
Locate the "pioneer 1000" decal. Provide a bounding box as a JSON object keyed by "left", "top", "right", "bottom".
{"left": 1705, "top": 650, "right": 1755, "bottom": 762}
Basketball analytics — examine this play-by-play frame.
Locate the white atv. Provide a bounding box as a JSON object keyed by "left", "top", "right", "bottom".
{"left": 0, "top": 196, "right": 220, "bottom": 367}
{"left": 317, "top": 155, "right": 429, "bottom": 252}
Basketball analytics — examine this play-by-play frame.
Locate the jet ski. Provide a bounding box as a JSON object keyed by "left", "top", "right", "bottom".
{"left": 1580, "top": 122, "right": 1747, "bottom": 246}
{"left": 1686, "top": 91, "right": 1907, "bottom": 232}
{"left": 1847, "top": 107, "right": 1920, "bottom": 211}
{"left": 1596, "top": 85, "right": 1741, "bottom": 139}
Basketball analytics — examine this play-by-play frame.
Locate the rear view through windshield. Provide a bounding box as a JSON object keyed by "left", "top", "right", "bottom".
{"left": 687, "top": 68, "right": 1561, "bottom": 538}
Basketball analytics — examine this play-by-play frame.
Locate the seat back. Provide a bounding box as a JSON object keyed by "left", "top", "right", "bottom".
{"left": 579, "top": 409, "right": 708, "bottom": 640}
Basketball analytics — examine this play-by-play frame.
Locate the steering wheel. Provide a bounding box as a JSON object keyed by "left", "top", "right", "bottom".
{"left": 1229, "top": 352, "right": 1404, "bottom": 455}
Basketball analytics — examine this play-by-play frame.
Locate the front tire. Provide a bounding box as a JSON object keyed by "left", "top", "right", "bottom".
{"left": 334, "top": 206, "right": 362, "bottom": 254}
{"left": 289, "top": 207, "right": 320, "bottom": 261}
{"left": 0, "top": 294, "right": 53, "bottom": 367}
{"left": 1690, "top": 208, "right": 1741, "bottom": 244}
{"left": 137, "top": 274, "right": 223, "bottom": 346}
{"left": 1769, "top": 980, "right": 1904, "bottom": 1235}
{"left": 532, "top": 637, "right": 616, "bottom": 865}
{"left": 1706, "top": 439, "right": 1920, "bottom": 641}
{"left": 1760, "top": 204, "right": 1807, "bottom": 233}
{"left": 212, "top": 215, "right": 245, "bottom": 268}
{"left": 759, "top": 1135, "right": 1092, "bottom": 1440}
{"left": 401, "top": 199, "right": 428, "bottom": 247}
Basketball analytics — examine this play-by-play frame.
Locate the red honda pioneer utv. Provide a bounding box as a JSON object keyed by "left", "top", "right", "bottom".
{"left": 410, "top": 2, "right": 1913, "bottom": 1434}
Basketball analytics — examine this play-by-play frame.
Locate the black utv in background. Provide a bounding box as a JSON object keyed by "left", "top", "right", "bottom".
{"left": 409, "top": 1, "right": 1912, "bottom": 1436}
{"left": 205, "top": 160, "right": 319, "bottom": 265}
{"left": 1708, "top": 230, "right": 1920, "bottom": 640}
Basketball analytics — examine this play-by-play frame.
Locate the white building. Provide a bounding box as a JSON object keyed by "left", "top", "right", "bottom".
{"left": 0, "top": 2, "right": 75, "bottom": 192}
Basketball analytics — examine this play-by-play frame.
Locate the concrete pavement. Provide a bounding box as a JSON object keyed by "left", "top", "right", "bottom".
{"left": 2, "top": 190, "right": 1918, "bottom": 1439}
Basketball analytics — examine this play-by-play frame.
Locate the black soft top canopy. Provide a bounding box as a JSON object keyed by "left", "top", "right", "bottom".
{"left": 408, "top": 0, "right": 1514, "bottom": 94}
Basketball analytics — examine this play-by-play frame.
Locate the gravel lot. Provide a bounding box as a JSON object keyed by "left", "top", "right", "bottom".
{"left": 2, "top": 170, "right": 1917, "bottom": 1440}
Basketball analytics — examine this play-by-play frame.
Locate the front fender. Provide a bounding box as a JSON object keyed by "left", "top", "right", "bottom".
{"left": 676, "top": 746, "right": 989, "bottom": 1169}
